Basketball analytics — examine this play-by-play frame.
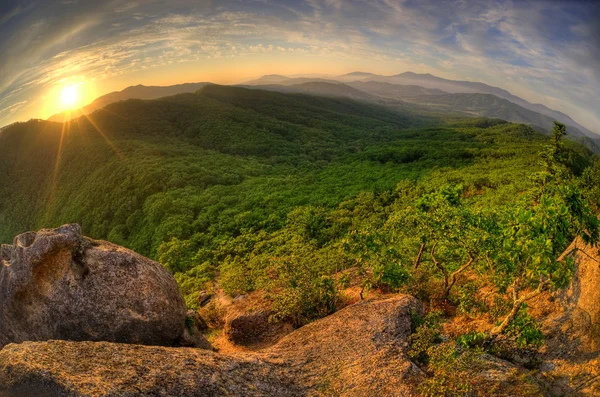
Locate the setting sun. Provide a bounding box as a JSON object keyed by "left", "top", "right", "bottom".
{"left": 60, "top": 85, "right": 80, "bottom": 110}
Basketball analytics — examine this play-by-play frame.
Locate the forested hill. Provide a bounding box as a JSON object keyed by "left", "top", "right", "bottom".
{"left": 0, "top": 85, "right": 597, "bottom": 310}
{"left": 0, "top": 85, "right": 420, "bottom": 245}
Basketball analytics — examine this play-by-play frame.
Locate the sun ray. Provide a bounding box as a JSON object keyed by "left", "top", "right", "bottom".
{"left": 46, "top": 118, "right": 69, "bottom": 215}
{"left": 82, "top": 113, "right": 123, "bottom": 159}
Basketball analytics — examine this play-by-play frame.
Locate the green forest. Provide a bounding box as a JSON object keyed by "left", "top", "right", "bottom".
{"left": 1, "top": 85, "right": 599, "bottom": 392}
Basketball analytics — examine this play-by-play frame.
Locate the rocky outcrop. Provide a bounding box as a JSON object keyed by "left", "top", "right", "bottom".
{"left": 555, "top": 238, "right": 600, "bottom": 350}
{"left": 531, "top": 238, "right": 600, "bottom": 396}
{"left": 268, "top": 295, "right": 423, "bottom": 396}
{"left": 0, "top": 224, "right": 201, "bottom": 349}
{"left": 0, "top": 294, "right": 423, "bottom": 396}
{"left": 0, "top": 341, "right": 300, "bottom": 397}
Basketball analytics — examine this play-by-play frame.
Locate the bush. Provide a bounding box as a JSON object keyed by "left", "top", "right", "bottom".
{"left": 199, "top": 301, "right": 226, "bottom": 329}
{"left": 456, "top": 331, "right": 487, "bottom": 349}
{"left": 419, "top": 342, "right": 479, "bottom": 397}
{"left": 504, "top": 305, "right": 544, "bottom": 348}
{"left": 454, "top": 282, "right": 486, "bottom": 315}
{"left": 269, "top": 255, "right": 339, "bottom": 327}
{"left": 408, "top": 310, "right": 443, "bottom": 365}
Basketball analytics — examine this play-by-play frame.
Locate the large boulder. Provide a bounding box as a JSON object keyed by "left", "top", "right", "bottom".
{"left": 0, "top": 224, "right": 194, "bottom": 348}
{"left": 530, "top": 238, "right": 600, "bottom": 396}
{"left": 0, "top": 294, "right": 423, "bottom": 396}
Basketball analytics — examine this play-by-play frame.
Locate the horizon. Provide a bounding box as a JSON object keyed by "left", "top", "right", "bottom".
{"left": 0, "top": 0, "right": 598, "bottom": 133}
{"left": 4, "top": 69, "right": 599, "bottom": 133}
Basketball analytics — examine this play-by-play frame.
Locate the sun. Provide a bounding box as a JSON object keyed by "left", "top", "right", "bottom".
{"left": 60, "top": 85, "right": 80, "bottom": 110}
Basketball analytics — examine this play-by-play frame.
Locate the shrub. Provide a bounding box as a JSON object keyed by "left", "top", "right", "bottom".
{"left": 454, "top": 282, "right": 486, "bottom": 315}
{"left": 504, "top": 305, "right": 544, "bottom": 348}
{"left": 199, "top": 301, "right": 226, "bottom": 329}
{"left": 269, "top": 255, "right": 339, "bottom": 327}
{"left": 419, "top": 342, "right": 479, "bottom": 397}
{"left": 408, "top": 310, "right": 443, "bottom": 365}
{"left": 456, "top": 331, "right": 487, "bottom": 349}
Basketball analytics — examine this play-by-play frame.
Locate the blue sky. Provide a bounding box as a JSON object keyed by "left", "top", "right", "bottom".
{"left": 0, "top": 0, "right": 598, "bottom": 132}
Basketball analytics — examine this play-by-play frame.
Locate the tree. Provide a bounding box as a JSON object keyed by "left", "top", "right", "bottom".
{"left": 539, "top": 121, "right": 569, "bottom": 183}
{"left": 487, "top": 124, "right": 599, "bottom": 340}
{"left": 410, "top": 185, "right": 490, "bottom": 299}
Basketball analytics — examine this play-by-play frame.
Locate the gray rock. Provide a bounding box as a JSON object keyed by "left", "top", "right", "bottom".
{"left": 0, "top": 224, "right": 205, "bottom": 349}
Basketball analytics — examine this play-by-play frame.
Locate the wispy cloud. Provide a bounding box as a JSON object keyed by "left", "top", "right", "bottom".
{"left": 0, "top": 0, "right": 598, "bottom": 132}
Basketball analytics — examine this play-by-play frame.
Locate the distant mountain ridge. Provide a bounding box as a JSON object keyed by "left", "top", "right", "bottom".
{"left": 47, "top": 71, "right": 598, "bottom": 144}
{"left": 338, "top": 71, "right": 598, "bottom": 138}
{"left": 238, "top": 79, "right": 599, "bottom": 152}
{"left": 346, "top": 81, "right": 448, "bottom": 98}
{"left": 242, "top": 76, "right": 340, "bottom": 86}
{"left": 239, "top": 82, "right": 377, "bottom": 102}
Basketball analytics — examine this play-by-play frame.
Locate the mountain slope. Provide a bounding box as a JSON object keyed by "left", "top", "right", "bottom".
{"left": 403, "top": 92, "right": 600, "bottom": 152}
{"left": 409, "top": 93, "right": 578, "bottom": 132}
{"left": 347, "top": 81, "right": 448, "bottom": 98}
{"left": 239, "top": 82, "right": 377, "bottom": 102}
{"left": 242, "top": 79, "right": 600, "bottom": 152}
{"left": 1, "top": 85, "right": 423, "bottom": 250}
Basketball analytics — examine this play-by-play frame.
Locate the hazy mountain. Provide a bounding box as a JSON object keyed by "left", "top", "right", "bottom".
{"left": 409, "top": 93, "right": 569, "bottom": 131}
{"left": 242, "top": 74, "right": 289, "bottom": 85}
{"left": 248, "top": 72, "right": 597, "bottom": 137}
{"left": 405, "top": 92, "right": 600, "bottom": 152}
{"left": 346, "top": 81, "right": 447, "bottom": 98}
{"left": 45, "top": 72, "right": 599, "bottom": 151}
{"left": 351, "top": 72, "right": 598, "bottom": 138}
{"left": 243, "top": 75, "right": 340, "bottom": 86}
{"left": 336, "top": 71, "right": 379, "bottom": 81}
{"left": 48, "top": 82, "right": 211, "bottom": 122}
{"left": 237, "top": 77, "right": 600, "bottom": 153}
{"left": 241, "top": 82, "right": 377, "bottom": 102}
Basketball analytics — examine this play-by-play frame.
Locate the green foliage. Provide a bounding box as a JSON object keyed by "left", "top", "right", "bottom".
{"left": 454, "top": 282, "right": 485, "bottom": 315}
{"left": 580, "top": 159, "right": 600, "bottom": 210}
{"left": 504, "top": 305, "right": 545, "bottom": 348}
{"left": 405, "top": 185, "right": 494, "bottom": 297}
{"left": 408, "top": 310, "right": 443, "bottom": 365}
{"left": 269, "top": 255, "right": 339, "bottom": 327}
{"left": 343, "top": 226, "right": 409, "bottom": 294}
{"left": 419, "top": 342, "right": 479, "bottom": 397}
{"left": 456, "top": 331, "right": 487, "bottom": 349}
{"left": 481, "top": 126, "right": 599, "bottom": 341}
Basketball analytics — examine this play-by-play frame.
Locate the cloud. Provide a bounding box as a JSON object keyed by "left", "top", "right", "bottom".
{"left": 0, "top": 0, "right": 598, "bottom": 132}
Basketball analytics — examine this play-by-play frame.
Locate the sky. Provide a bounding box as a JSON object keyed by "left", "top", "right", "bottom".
{"left": 0, "top": 0, "right": 599, "bottom": 133}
